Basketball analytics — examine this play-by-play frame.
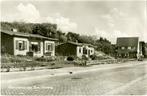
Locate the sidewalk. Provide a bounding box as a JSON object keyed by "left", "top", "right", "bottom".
{"left": 1, "top": 60, "right": 147, "bottom": 83}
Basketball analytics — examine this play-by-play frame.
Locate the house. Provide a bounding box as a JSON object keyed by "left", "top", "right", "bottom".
{"left": 139, "top": 41, "right": 146, "bottom": 57}
{"left": 1, "top": 29, "right": 57, "bottom": 57}
{"left": 116, "top": 37, "right": 139, "bottom": 58}
{"left": 145, "top": 43, "right": 147, "bottom": 58}
{"left": 56, "top": 41, "right": 95, "bottom": 58}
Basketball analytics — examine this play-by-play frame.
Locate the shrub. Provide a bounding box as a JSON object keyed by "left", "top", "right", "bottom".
{"left": 35, "top": 56, "right": 56, "bottom": 62}
{"left": 67, "top": 56, "right": 74, "bottom": 61}
{"left": 82, "top": 55, "right": 88, "bottom": 60}
{"left": 90, "top": 55, "right": 97, "bottom": 60}
{"left": 26, "top": 52, "right": 33, "bottom": 57}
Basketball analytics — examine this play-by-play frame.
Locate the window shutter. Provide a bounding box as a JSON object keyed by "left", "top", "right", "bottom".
{"left": 51, "top": 43, "right": 53, "bottom": 51}
{"left": 16, "top": 40, "right": 19, "bottom": 50}
{"left": 22, "top": 41, "right": 25, "bottom": 50}
{"left": 38, "top": 43, "right": 40, "bottom": 51}
{"left": 46, "top": 43, "right": 48, "bottom": 51}
{"left": 24, "top": 41, "right": 27, "bottom": 50}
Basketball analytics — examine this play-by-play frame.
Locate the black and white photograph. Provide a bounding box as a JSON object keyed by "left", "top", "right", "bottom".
{"left": 0, "top": 0, "right": 147, "bottom": 95}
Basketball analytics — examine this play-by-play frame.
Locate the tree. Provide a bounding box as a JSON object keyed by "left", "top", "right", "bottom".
{"left": 95, "top": 37, "right": 112, "bottom": 54}
{"left": 56, "top": 30, "right": 67, "bottom": 43}
{"left": 78, "top": 35, "right": 95, "bottom": 44}
{"left": 32, "top": 23, "right": 57, "bottom": 38}
{"left": 66, "top": 32, "right": 79, "bottom": 42}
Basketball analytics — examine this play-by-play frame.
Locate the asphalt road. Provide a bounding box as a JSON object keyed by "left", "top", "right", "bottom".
{"left": 1, "top": 61, "right": 147, "bottom": 95}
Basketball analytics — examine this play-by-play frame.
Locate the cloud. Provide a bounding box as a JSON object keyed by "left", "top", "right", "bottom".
{"left": 97, "top": 8, "right": 147, "bottom": 43}
{"left": 46, "top": 13, "right": 77, "bottom": 32}
{"left": 16, "top": 3, "right": 77, "bottom": 32}
{"left": 101, "top": 8, "right": 127, "bottom": 28}
{"left": 17, "top": 3, "right": 40, "bottom": 23}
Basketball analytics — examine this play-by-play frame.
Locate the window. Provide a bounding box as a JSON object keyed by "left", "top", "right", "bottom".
{"left": 16, "top": 40, "right": 27, "bottom": 51}
{"left": 121, "top": 47, "right": 125, "bottom": 50}
{"left": 46, "top": 43, "right": 53, "bottom": 51}
{"left": 83, "top": 47, "right": 87, "bottom": 54}
{"left": 79, "top": 48, "right": 81, "bottom": 53}
{"left": 31, "top": 42, "right": 40, "bottom": 52}
{"left": 91, "top": 50, "right": 93, "bottom": 53}
{"left": 128, "top": 47, "right": 131, "bottom": 50}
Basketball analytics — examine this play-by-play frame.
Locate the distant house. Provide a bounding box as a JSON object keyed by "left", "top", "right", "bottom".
{"left": 116, "top": 37, "right": 139, "bottom": 58}
{"left": 139, "top": 41, "right": 146, "bottom": 57}
{"left": 1, "top": 29, "right": 57, "bottom": 57}
{"left": 145, "top": 43, "right": 147, "bottom": 58}
{"left": 56, "top": 41, "right": 95, "bottom": 58}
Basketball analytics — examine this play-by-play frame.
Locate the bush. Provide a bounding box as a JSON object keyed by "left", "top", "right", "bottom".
{"left": 35, "top": 56, "right": 56, "bottom": 62}
{"left": 90, "top": 55, "right": 97, "bottom": 60}
{"left": 82, "top": 55, "right": 88, "bottom": 60}
{"left": 67, "top": 56, "right": 74, "bottom": 61}
{"left": 26, "top": 52, "right": 33, "bottom": 57}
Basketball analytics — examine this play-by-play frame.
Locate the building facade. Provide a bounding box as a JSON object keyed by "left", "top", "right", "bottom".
{"left": 116, "top": 37, "right": 146, "bottom": 58}
{"left": 116, "top": 37, "right": 139, "bottom": 58}
{"left": 56, "top": 42, "right": 95, "bottom": 58}
{"left": 1, "top": 30, "right": 57, "bottom": 57}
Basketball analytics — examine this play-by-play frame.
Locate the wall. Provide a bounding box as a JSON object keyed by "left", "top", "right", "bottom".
{"left": 89, "top": 47, "right": 95, "bottom": 55}
{"left": 77, "top": 45, "right": 95, "bottom": 58}
{"left": 145, "top": 47, "right": 147, "bottom": 57}
{"left": 76, "top": 46, "right": 83, "bottom": 58}
{"left": 13, "top": 37, "right": 29, "bottom": 56}
{"left": 1, "top": 33, "right": 14, "bottom": 55}
{"left": 56, "top": 43, "right": 77, "bottom": 56}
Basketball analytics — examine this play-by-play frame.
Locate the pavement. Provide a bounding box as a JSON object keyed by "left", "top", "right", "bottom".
{"left": 1, "top": 60, "right": 147, "bottom": 95}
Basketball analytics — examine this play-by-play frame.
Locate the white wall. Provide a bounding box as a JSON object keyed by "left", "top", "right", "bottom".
{"left": 76, "top": 45, "right": 95, "bottom": 58}
{"left": 76, "top": 46, "right": 83, "bottom": 58}
{"left": 14, "top": 37, "right": 29, "bottom": 56}
{"left": 89, "top": 47, "right": 95, "bottom": 55}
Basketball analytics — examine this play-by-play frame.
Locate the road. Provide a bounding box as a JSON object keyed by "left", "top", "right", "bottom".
{"left": 1, "top": 61, "right": 147, "bottom": 95}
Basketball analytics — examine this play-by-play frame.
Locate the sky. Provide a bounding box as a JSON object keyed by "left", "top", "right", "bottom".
{"left": 1, "top": 0, "right": 147, "bottom": 44}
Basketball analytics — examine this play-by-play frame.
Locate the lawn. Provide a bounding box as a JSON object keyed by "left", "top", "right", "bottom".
{"left": 1, "top": 54, "right": 75, "bottom": 72}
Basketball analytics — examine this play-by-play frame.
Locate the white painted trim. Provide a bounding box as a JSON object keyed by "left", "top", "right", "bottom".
{"left": 13, "top": 37, "right": 29, "bottom": 56}
{"left": 44, "top": 40, "right": 55, "bottom": 56}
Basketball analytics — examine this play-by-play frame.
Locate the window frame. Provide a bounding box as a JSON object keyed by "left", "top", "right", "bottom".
{"left": 46, "top": 43, "right": 53, "bottom": 51}
{"left": 121, "top": 47, "right": 125, "bottom": 50}
{"left": 128, "top": 46, "right": 131, "bottom": 50}
{"left": 16, "top": 40, "right": 27, "bottom": 51}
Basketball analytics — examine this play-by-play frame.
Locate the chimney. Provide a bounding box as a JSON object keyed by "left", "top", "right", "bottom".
{"left": 11, "top": 28, "right": 17, "bottom": 32}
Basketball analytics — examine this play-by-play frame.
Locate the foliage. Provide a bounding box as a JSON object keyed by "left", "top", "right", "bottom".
{"left": 32, "top": 23, "right": 57, "bottom": 38}
{"left": 95, "top": 37, "right": 113, "bottom": 54}
{"left": 66, "top": 56, "right": 74, "bottom": 61}
{"left": 89, "top": 55, "right": 97, "bottom": 60}
{"left": 78, "top": 35, "right": 95, "bottom": 45}
{"left": 66, "top": 32, "right": 79, "bottom": 42}
{"left": 57, "top": 30, "right": 67, "bottom": 43}
{"left": 82, "top": 55, "right": 89, "bottom": 60}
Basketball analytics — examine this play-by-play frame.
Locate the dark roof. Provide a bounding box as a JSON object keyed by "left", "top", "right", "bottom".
{"left": 1, "top": 30, "right": 58, "bottom": 41}
{"left": 67, "top": 41, "right": 82, "bottom": 46}
{"left": 67, "top": 41, "right": 95, "bottom": 47}
{"left": 116, "top": 37, "right": 139, "bottom": 46}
